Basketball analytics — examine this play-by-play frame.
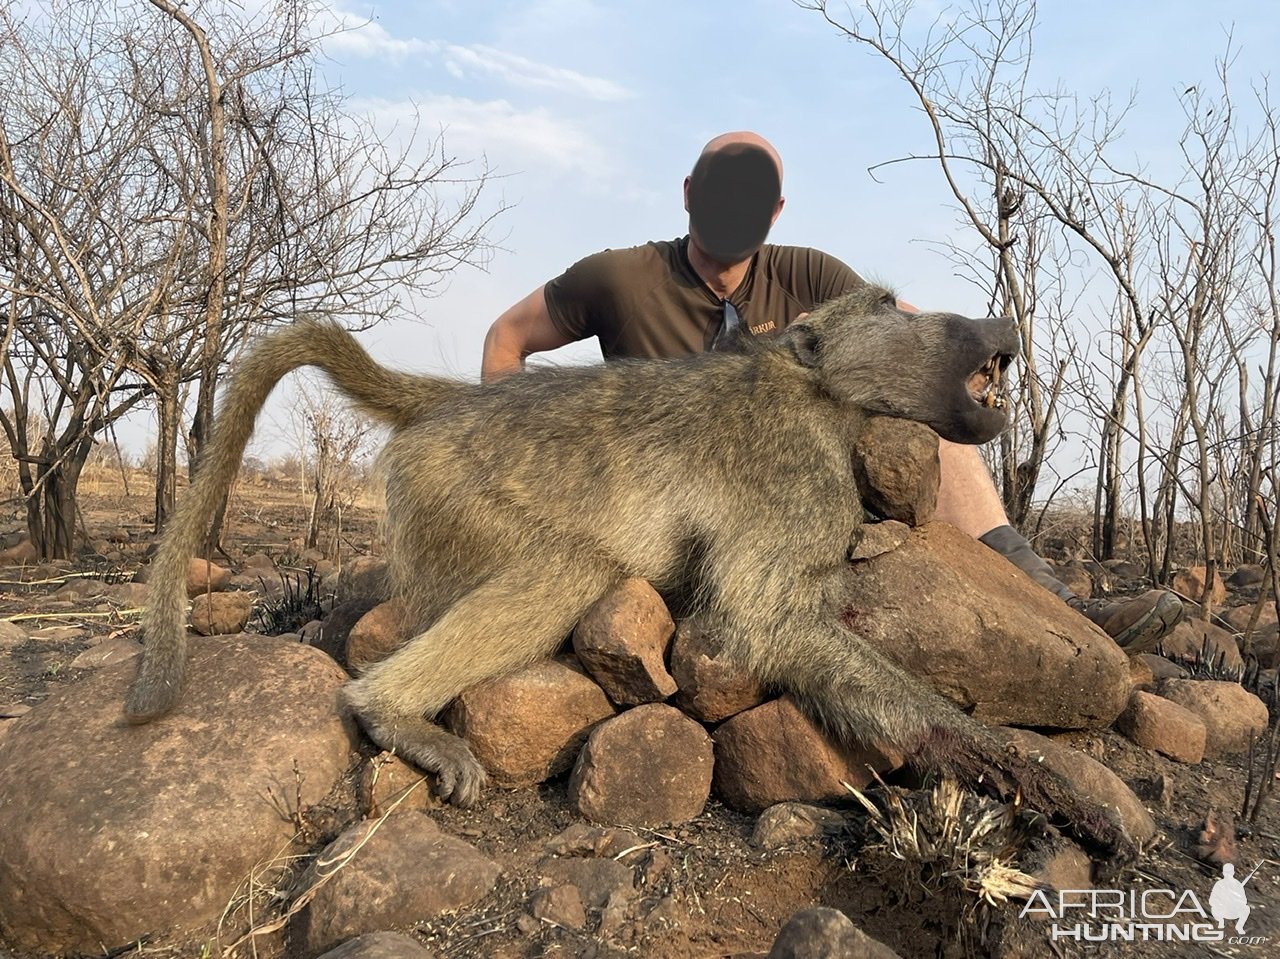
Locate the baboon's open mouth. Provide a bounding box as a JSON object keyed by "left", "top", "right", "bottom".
{"left": 967, "top": 352, "right": 1013, "bottom": 410}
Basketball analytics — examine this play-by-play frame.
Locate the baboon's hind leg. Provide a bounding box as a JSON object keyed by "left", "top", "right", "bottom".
{"left": 345, "top": 558, "right": 618, "bottom": 806}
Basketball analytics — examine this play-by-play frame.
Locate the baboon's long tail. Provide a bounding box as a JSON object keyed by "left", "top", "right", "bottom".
{"left": 124, "top": 319, "right": 456, "bottom": 722}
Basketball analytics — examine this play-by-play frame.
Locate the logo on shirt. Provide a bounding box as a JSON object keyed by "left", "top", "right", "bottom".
{"left": 749, "top": 320, "right": 777, "bottom": 336}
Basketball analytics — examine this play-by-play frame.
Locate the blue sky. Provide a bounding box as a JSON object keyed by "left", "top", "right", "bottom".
{"left": 117, "top": 0, "right": 1280, "bottom": 456}
{"left": 310, "top": 0, "right": 1280, "bottom": 371}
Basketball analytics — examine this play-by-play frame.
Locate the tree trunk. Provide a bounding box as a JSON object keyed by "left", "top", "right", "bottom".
{"left": 28, "top": 436, "right": 92, "bottom": 560}
{"left": 154, "top": 378, "right": 180, "bottom": 533}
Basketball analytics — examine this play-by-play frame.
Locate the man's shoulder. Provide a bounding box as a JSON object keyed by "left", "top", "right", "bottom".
{"left": 757, "top": 243, "right": 864, "bottom": 294}
{"left": 571, "top": 238, "right": 681, "bottom": 269}
{"left": 758, "top": 242, "right": 847, "bottom": 268}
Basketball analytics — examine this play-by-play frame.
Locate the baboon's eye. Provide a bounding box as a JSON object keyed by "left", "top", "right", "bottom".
{"left": 879, "top": 292, "right": 896, "bottom": 307}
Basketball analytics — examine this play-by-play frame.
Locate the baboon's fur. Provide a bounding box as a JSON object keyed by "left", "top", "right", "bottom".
{"left": 125, "top": 285, "right": 1130, "bottom": 859}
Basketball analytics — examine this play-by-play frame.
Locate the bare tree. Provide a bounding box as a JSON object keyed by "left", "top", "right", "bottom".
{"left": 0, "top": 1, "right": 499, "bottom": 558}
{"left": 801, "top": 0, "right": 1280, "bottom": 582}
{"left": 292, "top": 379, "right": 378, "bottom": 561}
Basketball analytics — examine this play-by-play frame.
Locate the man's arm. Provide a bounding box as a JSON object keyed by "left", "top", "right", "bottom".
{"left": 481, "top": 285, "right": 579, "bottom": 382}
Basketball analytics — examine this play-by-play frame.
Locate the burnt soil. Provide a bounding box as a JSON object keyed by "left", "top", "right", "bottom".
{"left": 0, "top": 482, "right": 1277, "bottom": 959}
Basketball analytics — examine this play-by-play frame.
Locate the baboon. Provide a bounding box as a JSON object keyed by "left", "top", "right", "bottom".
{"left": 125, "top": 285, "right": 1130, "bottom": 860}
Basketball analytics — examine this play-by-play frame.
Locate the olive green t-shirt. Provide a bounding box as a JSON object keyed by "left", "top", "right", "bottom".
{"left": 544, "top": 237, "right": 865, "bottom": 359}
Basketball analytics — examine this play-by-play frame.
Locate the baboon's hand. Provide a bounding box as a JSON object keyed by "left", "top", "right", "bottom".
{"left": 917, "top": 727, "right": 1137, "bottom": 867}
{"left": 427, "top": 736, "right": 488, "bottom": 808}
{"left": 354, "top": 710, "right": 488, "bottom": 808}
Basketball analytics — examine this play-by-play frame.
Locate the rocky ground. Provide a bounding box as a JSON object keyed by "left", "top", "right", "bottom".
{"left": 1, "top": 472, "right": 1279, "bottom": 959}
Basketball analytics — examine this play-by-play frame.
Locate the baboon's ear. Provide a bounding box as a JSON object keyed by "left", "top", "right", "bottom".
{"left": 784, "top": 323, "right": 821, "bottom": 368}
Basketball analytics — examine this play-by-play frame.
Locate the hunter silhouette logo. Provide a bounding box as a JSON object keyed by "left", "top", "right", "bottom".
{"left": 1210, "top": 862, "right": 1258, "bottom": 934}
{"left": 1021, "top": 860, "right": 1270, "bottom": 945}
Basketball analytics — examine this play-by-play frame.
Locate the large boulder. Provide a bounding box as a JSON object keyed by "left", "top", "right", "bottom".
{"left": 844, "top": 523, "right": 1130, "bottom": 729}
{"left": 289, "top": 811, "right": 499, "bottom": 956}
{"left": 0, "top": 636, "right": 359, "bottom": 955}
{"left": 1157, "top": 679, "right": 1269, "bottom": 758}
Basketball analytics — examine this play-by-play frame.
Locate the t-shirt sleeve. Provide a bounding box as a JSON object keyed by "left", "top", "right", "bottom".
{"left": 543, "top": 250, "right": 620, "bottom": 341}
{"left": 804, "top": 249, "right": 866, "bottom": 305}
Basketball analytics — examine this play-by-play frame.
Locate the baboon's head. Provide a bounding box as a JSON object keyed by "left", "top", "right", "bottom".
{"left": 782, "top": 286, "right": 1019, "bottom": 444}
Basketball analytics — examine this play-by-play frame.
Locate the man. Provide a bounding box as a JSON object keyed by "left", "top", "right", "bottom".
{"left": 482, "top": 130, "right": 1181, "bottom": 651}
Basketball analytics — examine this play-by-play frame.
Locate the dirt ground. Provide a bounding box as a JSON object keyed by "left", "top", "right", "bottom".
{"left": 1, "top": 475, "right": 1278, "bottom": 959}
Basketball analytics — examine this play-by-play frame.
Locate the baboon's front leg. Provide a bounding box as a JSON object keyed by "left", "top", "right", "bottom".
{"left": 715, "top": 557, "right": 1134, "bottom": 863}
{"left": 345, "top": 557, "right": 619, "bottom": 807}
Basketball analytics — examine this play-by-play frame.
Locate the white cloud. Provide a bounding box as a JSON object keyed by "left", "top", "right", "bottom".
{"left": 316, "top": 2, "right": 433, "bottom": 60}
{"left": 439, "top": 44, "right": 631, "bottom": 102}
{"left": 354, "top": 94, "right": 611, "bottom": 177}
{"left": 315, "top": 3, "right": 628, "bottom": 101}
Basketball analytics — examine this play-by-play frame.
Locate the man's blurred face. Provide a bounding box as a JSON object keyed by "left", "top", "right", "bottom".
{"left": 686, "top": 144, "right": 782, "bottom": 264}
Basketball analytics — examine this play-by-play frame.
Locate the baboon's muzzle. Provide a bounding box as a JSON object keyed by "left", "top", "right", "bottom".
{"left": 934, "top": 314, "right": 1019, "bottom": 445}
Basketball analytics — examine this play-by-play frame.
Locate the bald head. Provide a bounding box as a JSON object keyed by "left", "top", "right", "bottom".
{"left": 697, "top": 131, "right": 784, "bottom": 183}
{"left": 685, "top": 131, "right": 785, "bottom": 265}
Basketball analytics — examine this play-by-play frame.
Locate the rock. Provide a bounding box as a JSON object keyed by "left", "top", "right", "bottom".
{"left": 752, "top": 803, "right": 849, "bottom": 850}
{"left": 1226, "top": 564, "right": 1265, "bottom": 588}
{"left": 1247, "top": 623, "right": 1280, "bottom": 669}
{"left": 0, "top": 637, "right": 357, "bottom": 955}
{"left": 335, "top": 556, "right": 391, "bottom": 603}
{"left": 69, "top": 636, "right": 142, "bottom": 670}
{"left": 0, "top": 621, "right": 27, "bottom": 647}
{"left": 106, "top": 581, "right": 150, "bottom": 606}
{"left": 1128, "top": 655, "right": 1155, "bottom": 692}
{"left": 1157, "top": 679, "right": 1269, "bottom": 758}
{"left": 1001, "top": 728, "right": 1156, "bottom": 843}
{"left": 544, "top": 823, "right": 643, "bottom": 859}
{"left": 1139, "top": 653, "right": 1190, "bottom": 682}
{"left": 316, "top": 932, "right": 437, "bottom": 959}
{"left": 357, "top": 752, "right": 440, "bottom": 817}
{"left": 1221, "top": 601, "right": 1277, "bottom": 634}
{"left": 848, "top": 520, "right": 910, "bottom": 561}
{"left": 292, "top": 811, "right": 499, "bottom": 956}
{"left": 767, "top": 906, "right": 902, "bottom": 958}
{"left": 345, "top": 599, "right": 412, "bottom": 671}
{"left": 310, "top": 598, "right": 380, "bottom": 668}
{"left": 185, "top": 557, "right": 233, "bottom": 597}
{"left": 1028, "top": 842, "right": 1093, "bottom": 892}
{"left": 1051, "top": 562, "right": 1094, "bottom": 599}
{"left": 0, "top": 539, "right": 38, "bottom": 566}
{"left": 569, "top": 703, "right": 713, "bottom": 826}
{"left": 669, "top": 620, "right": 765, "bottom": 722}
{"left": 1157, "top": 619, "right": 1242, "bottom": 672}
{"left": 0, "top": 704, "right": 31, "bottom": 718}
{"left": 539, "top": 856, "right": 635, "bottom": 910}
{"left": 529, "top": 884, "right": 587, "bottom": 930}
{"left": 1196, "top": 808, "right": 1238, "bottom": 866}
{"left": 1171, "top": 566, "right": 1227, "bottom": 607}
{"left": 189, "top": 590, "right": 254, "bottom": 636}
{"left": 314, "top": 558, "right": 339, "bottom": 581}
{"left": 573, "top": 579, "right": 677, "bottom": 705}
{"left": 446, "top": 657, "right": 615, "bottom": 786}
{"left": 845, "top": 523, "right": 1130, "bottom": 729}
{"left": 1114, "top": 691, "right": 1206, "bottom": 763}
{"left": 52, "top": 577, "right": 107, "bottom": 599}
{"left": 242, "top": 551, "right": 276, "bottom": 570}
{"left": 850, "top": 417, "right": 938, "bottom": 527}
{"left": 1101, "top": 559, "right": 1147, "bottom": 582}
{"left": 714, "top": 698, "right": 903, "bottom": 814}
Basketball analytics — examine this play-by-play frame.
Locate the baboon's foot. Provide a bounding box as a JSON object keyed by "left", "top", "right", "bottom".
{"left": 354, "top": 709, "right": 488, "bottom": 808}
{"left": 916, "top": 726, "right": 1137, "bottom": 868}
